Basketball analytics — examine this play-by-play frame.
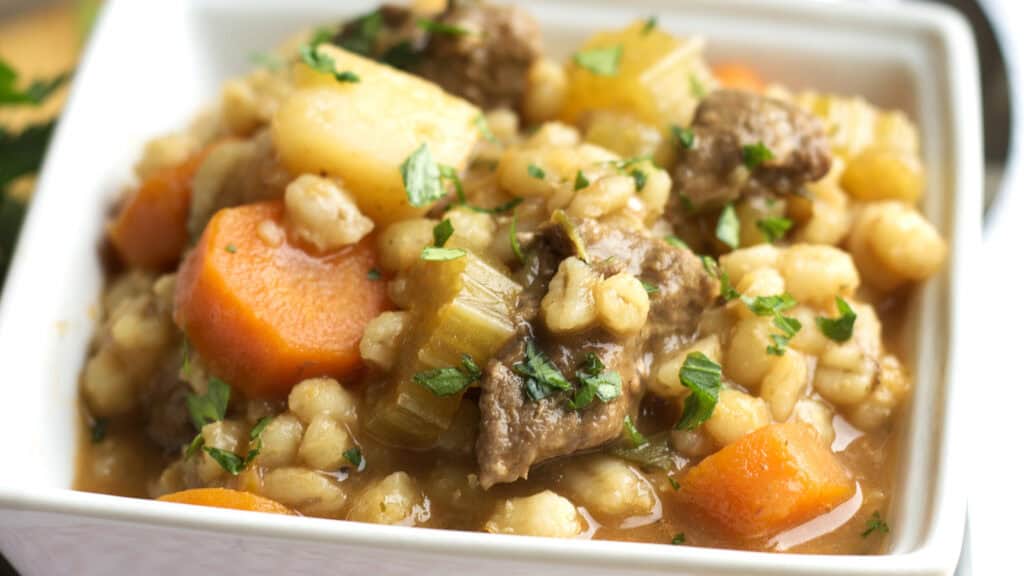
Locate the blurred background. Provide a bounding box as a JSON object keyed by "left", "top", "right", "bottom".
{"left": 0, "top": 0, "right": 1018, "bottom": 574}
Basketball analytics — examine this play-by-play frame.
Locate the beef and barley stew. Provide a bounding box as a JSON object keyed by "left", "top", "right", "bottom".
{"left": 75, "top": 0, "right": 948, "bottom": 555}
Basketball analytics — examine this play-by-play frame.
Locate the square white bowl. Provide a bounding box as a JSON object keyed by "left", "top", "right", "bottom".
{"left": 0, "top": 0, "right": 981, "bottom": 574}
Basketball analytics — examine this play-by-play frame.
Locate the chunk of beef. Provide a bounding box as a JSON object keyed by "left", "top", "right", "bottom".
{"left": 673, "top": 90, "right": 831, "bottom": 210}
{"left": 416, "top": 1, "right": 542, "bottom": 110}
{"left": 335, "top": 1, "right": 542, "bottom": 110}
{"left": 139, "top": 348, "right": 194, "bottom": 452}
{"left": 476, "top": 219, "right": 716, "bottom": 487}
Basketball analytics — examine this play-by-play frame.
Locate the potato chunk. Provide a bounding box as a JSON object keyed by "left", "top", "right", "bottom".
{"left": 273, "top": 46, "right": 481, "bottom": 225}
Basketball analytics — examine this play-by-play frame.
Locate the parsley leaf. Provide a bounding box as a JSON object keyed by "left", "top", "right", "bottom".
{"left": 203, "top": 446, "right": 245, "bottom": 475}
{"left": 553, "top": 210, "right": 589, "bottom": 263}
{"left": 433, "top": 218, "right": 455, "bottom": 247}
{"left": 90, "top": 418, "right": 108, "bottom": 444}
{"left": 622, "top": 415, "right": 647, "bottom": 447}
{"left": 420, "top": 246, "right": 466, "bottom": 261}
{"left": 816, "top": 296, "right": 857, "bottom": 342}
{"left": 668, "top": 476, "right": 681, "bottom": 491}
{"left": 343, "top": 447, "right": 363, "bottom": 468}
{"left": 675, "top": 352, "right": 722, "bottom": 430}
{"left": 573, "top": 45, "right": 623, "bottom": 76}
{"left": 0, "top": 58, "right": 69, "bottom": 105}
{"left": 671, "top": 533, "right": 686, "bottom": 545}
{"left": 185, "top": 433, "right": 205, "bottom": 459}
{"left": 670, "top": 124, "right": 695, "bottom": 150}
{"left": 249, "top": 51, "right": 283, "bottom": 70}
{"left": 640, "top": 280, "right": 659, "bottom": 294}
{"left": 768, "top": 314, "right": 802, "bottom": 356}
{"left": 185, "top": 378, "right": 230, "bottom": 431}
{"left": 417, "top": 18, "right": 470, "bottom": 37}
{"left": 700, "top": 255, "right": 739, "bottom": 301}
{"left": 574, "top": 170, "right": 590, "bottom": 191}
{"left": 243, "top": 416, "right": 272, "bottom": 464}
{"left": 609, "top": 433, "right": 673, "bottom": 471}
{"left": 337, "top": 11, "right": 381, "bottom": 56}
{"left": 743, "top": 293, "right": 797, "bottom": 316}
{"left": 757, "top": 216, "right": 793, "bottom": 243}
{"left": 437, "top": 164, "right": 465, "bottom": 204}
{"left": 468, "top": 198, "right": 522, "bottom": 214}
{"left": 413, "top": 354, "right": 482, "bottom": 397}
{"left": 568, "top": 352, "right": 622, "bottom": 410}
{"left": 0, "top": 121, "right": 56, "bottom": 191}
{"left": 367, "top": 268, "right": 382, "bottom": 281}
{"left": 630, "top": 169, "right": 647, "bottom": 191}
{"left": 742, "top": 142, "right": 774, "bottom": 169}
{"left": 716, "top": 203, "right": 740, "bottom": 249}
{"left": 224, "top": 244, "right": 237, "bottom": 254}
{"left": 664, "top": 236, "right": 689, "bottom": 250}
{"left": 514, "top": 339, "right": 571, "bottom": 401}
{"left": 527, "top": 163, "right": 546, "bottom": 180}
{"left": 401, "top": 143, "right": 445, "bottom": 207}
{"left": 509, "top": 214, "right": 525, "bottom": 263}
{"left": 861, "top": 511, "right": 890, "bottom": 538}
{"left": 475, "top": 114, "right": 498, "bottom": 143}
{"left": 642, "top": 16, "right": 658, "bottom": 34}
{"left": 299, "top": 43, "right": 360, "bottom": 83}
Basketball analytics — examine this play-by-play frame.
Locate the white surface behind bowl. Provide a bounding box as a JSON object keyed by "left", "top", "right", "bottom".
{"left": 0, "top": 0, "right": 980, "bottom": 574}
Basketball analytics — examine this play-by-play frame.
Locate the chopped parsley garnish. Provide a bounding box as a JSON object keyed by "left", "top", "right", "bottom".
{"left": 1, "top": 121, "right": 56, "bottom": 193}
{"left": 664, "top": 236, "right": 689, "bottom": 250}
{"left": 688, "top": 74, "right": 706, "bottom": 99}
{"left": 90, "top": 418, "right": 108, "bottom": 443}
{"left": 224, "top": 244, "right": 237, "bottom": 254}
{"left": 417, "top": 18, "right": 470, "bottom": 37}
{"left": 401, "top": 143, "right": 445, "bottom": 207}
{"left": 568, "top": 352, "right": 622, "bottom": 410}
{"left": 420, "top": 246, "right": 466, "bottom": 261}
{"left": 203, "top": 446, "right": 245, "bottom": 475}
{"left": 433, "top": 218, "right": 455, "bottom": 247}
{"left": 671, "top": 533, "right": 686, "bottom": 545}
{"left": 622, "top": 415, "right": 647, "bottom": 447}
{"left": 743, "top": 293, "right": 797, "bottom": 316}
{"left": 573, "top": 45, "right": 623, "bottom": 76}
{"left": 675, "top": 352, "right": 722, "bottom": 430}
{"left": 630, "top": 169, "right": 647, "bottom": 191}
{"left": 642, "top": 16, "right": 658, "bottom": 34}
{"left": 413, "top": 354, "right": 482, "bottom": 397}
{"left": 768, "top": 315, "right": 802, "bottom": 356}
{"left": 756, "top": 216, "right": 793, "bottom": 243}
{"left": 437, "top": 164, "right": 465, "bottom": 204}
{"left": 475, "top": 114, "right": 498, "bottom": 143}
{"left": 553, "top": 210, "right": 588, "bottom": 262}
{"left": 185, "top": 433, "right": 205, "bottom": 459}
{"left": 299, "top": 42, "right": 360, "bottom": 83}
{"left": 816, "top": 296, "right": 857, "bottom": 342}
{"left": 640, "top": 280, "right": 659, "bottom": 294}
{"left": 668, "top": 476, "right": 681, "bottom": 491}
{"left": 0, "top": 58, "right": 69, "bottom": 105}
{"left": 337, "top": 11, "right": 381, "bottom": 56}
{"left": 367, "top": 268, "right": 382, "bottom": 281}
{"left": 574, "top": 170, "right": 590, "bottom": 191}
{"left": 243, "top": 416, "right": 272, "bottom": 463}
{"left": 715, "top": 203, "right": 740, "bottom": 249}
{"left": 186, "top": 378, "right": 230, "bottom": 431}
{"left": 514, "top": 339, "right": 571, "bottom": 401}
{"left": 609, "top": 433, "right": 673, "bottom": 471}
{"left": 343, "top": 447, "right": 363, "bottom": 468}
{"left": 670, "top": 124, "right": 695, "bottom": 150}
{"left": 861, "top": 511, "right": 890, "bottom": 538}
{"left": 700, "top": 255, "right": 739, "bottom": 301}
{"left": 742, "top": 142, "right": 774, "bottom": 170}
{"left": 509, "top": 214, "right": 525, "bottom": 263}
{"left": 527, "top": 163, "right": 546, "bottom": 180}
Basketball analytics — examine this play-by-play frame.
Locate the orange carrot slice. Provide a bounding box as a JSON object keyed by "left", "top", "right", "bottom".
{"left": 677, "top": 422, "right": 855, "bottom": 539}
{"left": 712, "top": 63, "right": 765, "bottom": 93}
{"left": 174, "top": 201, "right": 388, "bottom": 398}
{"left": 158, "top": 488, "right": 294, "bottom": 515}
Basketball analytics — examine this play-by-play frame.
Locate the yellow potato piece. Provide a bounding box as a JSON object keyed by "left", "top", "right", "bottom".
{"left": 273, "top": 45, "right": 481, "bottom": 225}
{"left": 561, "top": 21, "right": 714, "bottom": 131}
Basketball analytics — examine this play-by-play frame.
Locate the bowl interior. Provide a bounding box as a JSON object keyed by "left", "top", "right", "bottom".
{"left": 0, "top": 0, "right": 965, "bottom": 561}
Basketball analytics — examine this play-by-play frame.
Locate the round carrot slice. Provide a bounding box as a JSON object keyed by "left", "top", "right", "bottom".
{"left": 174, "top": 200, "right": 388, "bottom": 398}
{"left": 158, "top": 488, "right": 294, "bottom": 515}
{"left": 712, "top": 63, "right": 765, "bottom": 93}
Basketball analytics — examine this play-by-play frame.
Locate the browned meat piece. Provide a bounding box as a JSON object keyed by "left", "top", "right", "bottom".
{"left": 139, "top": 348, "right": 194, "bottom": 452}
{"left": 476, "top": 219, "right": 716, "bottom": 487}
{"left": 673, "top": 90, "right": 831, "bottom": 210}
{"left": 334, "top": 1, "right": 542, "bottom": 110}
{"left": 416, "top": 1, "right": 542, "bottom": 110}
